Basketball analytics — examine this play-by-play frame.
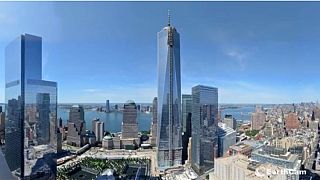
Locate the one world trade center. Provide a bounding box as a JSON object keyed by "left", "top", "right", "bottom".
{"left": 157, "top": 12, "right": 182, "bottom": 170}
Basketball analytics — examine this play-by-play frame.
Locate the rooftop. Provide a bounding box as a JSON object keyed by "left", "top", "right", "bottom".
{"left": 103, "top": 135, "right": 113, "bottom": 140}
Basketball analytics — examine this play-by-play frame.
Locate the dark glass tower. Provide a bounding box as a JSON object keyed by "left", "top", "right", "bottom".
{"left": 121, "top": 100, "right": 138, "bottom": 139}
{"left": 157, "top": 12, "right": 182, "bottom": 170}
{"left": 36, "top": 93, "right": 51, "bottom": 144}
{"left": 191, "top": 85, "right": 218, "bottom": 174}
{"left": 67, "top": 105, "right": 85, "bottom": 147}
{"left": 182, "top": 94, "right": 192, "bottom": 134}
{"left": 106, "top": 100, "right": 110, "bottom": 113}
{"left": 5, "top": 34, "right": 57, "bottom": 179}
{"left": 150, "top": 97, "right": 158, "bottom": 147}
{"left": 182, "top": 94, "right": 192, "bottom": 164}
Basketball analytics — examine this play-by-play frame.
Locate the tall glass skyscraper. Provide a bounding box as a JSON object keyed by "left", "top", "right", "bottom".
{"left": 67, "top": 105, "right": 86, "bottom": 147}
{"left": 106, "top": 100, "right": 110, "bottom": 113}
{"left": 182, "top": 94, "right": 192, "bottom": 133}
{"left": 191, "top": 85, "right": 218, "bottom": 174}
{"left": 5, "top": 34, "right": 57, "bottom": 179}
{"left": 182, "top": 94, "right": 192, "bottom": 164}
{"left": 157, "top": 14, "right": 182, "bottom": 170}
{"left": 150, "top": 97, "right": 158, "bottom": 147}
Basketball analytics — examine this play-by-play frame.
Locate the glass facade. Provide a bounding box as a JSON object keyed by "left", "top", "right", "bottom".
{"left": 157, "top": 25, "right": 182, "bottom": 170}
{"left": 5, "top": 34, "right": 57, "bottom": 179}
{"left": 182, "top": 94, "right": 192, "bottom": 164}
{"left": 67, "top": 105, "right": 85, "bottom": 147}
{"left": 150, "top": 97, "right": 158, "bottom": 147}
{"left": 182, "top": 94, "right": 192, "bottom": 133}
{"left": 191, "top": 85, "right": 218, "bottom": 174}
{"left": 217, "top": 124, "right": 236, "bottom": 157}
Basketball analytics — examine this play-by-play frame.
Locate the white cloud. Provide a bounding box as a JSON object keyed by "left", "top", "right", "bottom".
{"left": 0, "top": 12, "right": 15, "bottom": 25}
{"left": 82, "top": 88, "right": 102, "bottom": 93}
{"left": 226, "top": 50, "right": 247, "bottom": 70}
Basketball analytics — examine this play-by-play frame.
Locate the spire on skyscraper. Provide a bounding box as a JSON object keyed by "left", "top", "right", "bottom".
{"left": 157, "top": 11, "right": 182, "bottom": 169}
{"left": 168, "top": 10, "right": 171, "bottom": 26}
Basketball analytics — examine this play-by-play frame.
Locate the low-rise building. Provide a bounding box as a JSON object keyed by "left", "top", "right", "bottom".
{"left": 308, "top": 120, "right": 319, "bottom": 131}
{"left": 84, "top": 130, "right": 96, "bottom": 146}
{"left": 285, "top": 113, "right": 299, "bottom": 130}
{"left": 113, "top": 135, "right": 121, "bottom": 149}
{"left": 263, "top": 122, "right": 273, "bottom": 137}
{"left": 223, "top": 114, "right": 237, "bottom": 130}
{"left": 102, "top": 135, "right": 113, "bottom": 150}
{"left": 211, "top": 154, "right": 288, "bottom": 180}
{"left": 251, "top": 146, "right": 301, "bottom": 171}
{"left": 229, "top": 140, "right": 263, "bottom": 157}
{"left": 217, "top": 123, "right": 236, "bottom": 157}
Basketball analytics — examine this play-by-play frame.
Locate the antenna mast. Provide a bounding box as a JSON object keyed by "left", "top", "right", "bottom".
{"left": 168, "top": 10, "right": 171, "bottom": 26}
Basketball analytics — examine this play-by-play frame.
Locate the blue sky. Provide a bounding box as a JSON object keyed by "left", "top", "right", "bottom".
{"left": 1, "top": 2, "right": 320, "bottom": 104}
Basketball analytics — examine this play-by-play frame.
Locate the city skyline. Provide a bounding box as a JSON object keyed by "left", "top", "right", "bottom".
{"left": 1, "top": 2, "right": 320, "bottom": 104}
{"left": 2, "top": 2, "right": 320, "bottom": 180}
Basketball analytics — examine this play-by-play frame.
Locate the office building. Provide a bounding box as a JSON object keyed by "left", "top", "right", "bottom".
{"left": 36, "top": 93, "right": 51, "bottom": 144}
{"left": 0, "top": 111, "right": 5, "bottom": 144}
{"left": 0, "top": 112, "right": 5, "bottom": 131}
{"left": 309, "top": 120, "right": 319, "bottom": 131}
{"left": 58, "top": 117, "right": 63, "bottom": 128}
{"left": 102, "top": 135, "right": 113, "bottom": 150}
{"left": 57, "top": 129, "right": 62, "bottom": 153}
{"left": 251, "top": 107, "right": 266, "bottom": 130}
{"left": 228, "top": 140, "right": 263, "bottom": 157}
{"left": 150, "top": 97, "right": 158, "bottom": 147}
{"left": 217, "top": 123, "right": 236, "bottom": 157}
{"left": 59, "top": 126, "right": 67, "bottom": 141}
{"left": 182, "top": 94, "right": 192, "bottom": 133}
{"left": 4, "top": 34, "right": 57, "bottom": 179}
{"left": 313, "top": 107, "right": 320, "bottom": 120}
{"left": 113, "top": 135, "right": 121, "bottom": 149}
{"left": 106, "top": 100, "right": 110, "bottom": 113}
{"left": 285, "top": 112, "right": 300, "bottom": 130}
{"left": 67, "top": 105, "right": 86, "bottom": 147}
{"left": 157, "top": 12, "right": 182, "bottom": 170}
{"left": 191, "top": 85, "right": 218, "bottom": 174}
{"left": 229, "top": 142, "right": 254, "bottom": 157}
{"left": 264, "top": 122, "right": 273, "bottom": 137}
{"left": 223, "top": 114, "right": 237, "bottom": 130}
{"left": 92, "top": 118, "right": 104, "bottom": 142}
{"left": 186, "top": 137, "right": 192, "bottom": 164}
{"left": 182, "top": 94, "right": 192, "bottom": 164}
{"left": 121, "top": 100, "right": 139, "bottom": 148}
{"left": 251, "top": 145, "right": 301, "bottom": 170}
{"left": 83, "top": 130, "right": 96, "bottom": 146}
{"left": 211, "top": 154, "right": 288, "bottom": 180}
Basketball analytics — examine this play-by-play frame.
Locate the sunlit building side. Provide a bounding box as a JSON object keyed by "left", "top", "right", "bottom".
{"left": 5, "top": 34, "right": 57, "bottom": 179}
{"left": 157, "top": 14, "right": 182, "bottom": 170}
